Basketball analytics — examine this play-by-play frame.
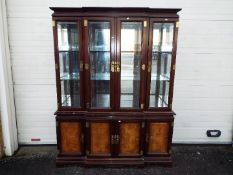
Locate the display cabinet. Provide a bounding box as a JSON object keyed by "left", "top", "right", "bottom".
{"left": 51, "top": 7, "right": 181, "bottom": 166}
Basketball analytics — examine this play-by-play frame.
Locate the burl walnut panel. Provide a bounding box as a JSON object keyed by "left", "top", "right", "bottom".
{"left": 148, "top": 122, "right": 169, "bottom": 153}
{"left": 60, "top": 122, "right": 81, "bottom": 153}
{"left": 119, "top": 122, "right": 140, "bottom": 155}
{"left": 90, "top": 122, "right": 110, "bottom": 155}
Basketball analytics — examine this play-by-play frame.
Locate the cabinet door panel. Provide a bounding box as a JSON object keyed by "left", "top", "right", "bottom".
{"left": 60, "top": 122, "right": 82, "bottom": 153}
{"left": 84, "top": 18, "right": 115, "bottom": 110}
{"left": 56, "top": 21, "right": 83, "bottom": 108}
{"left": 118, "top": 21, "right": 143, "bottom": 109}
{"left": 119, "top": 122, "right": 141, "bottom": 155}
{"left": 147, "top": 21, "right": 175, "bottom": 109}
{"left": 147, "top": 122, "right": 169, "bottom": 154}
{"left": 89, "top": 122, "right": 111, "bottom": 155}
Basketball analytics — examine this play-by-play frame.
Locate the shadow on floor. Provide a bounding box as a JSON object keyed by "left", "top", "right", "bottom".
{"left": 0, "top": 145, "right": 232, "bottom": 175}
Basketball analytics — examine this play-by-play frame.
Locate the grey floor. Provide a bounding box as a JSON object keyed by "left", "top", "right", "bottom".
{"left": 0, "top": 145, "right": 232, "bottom": 175}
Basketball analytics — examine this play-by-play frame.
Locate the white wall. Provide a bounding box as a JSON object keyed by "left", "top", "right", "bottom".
{"left": 6, "top": 0, "right": 233, "bottom": 144}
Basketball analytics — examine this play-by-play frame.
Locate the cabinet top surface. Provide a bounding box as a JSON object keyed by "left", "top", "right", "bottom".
{"left": 50, "top": 7, "right": 181, "bottom": 16}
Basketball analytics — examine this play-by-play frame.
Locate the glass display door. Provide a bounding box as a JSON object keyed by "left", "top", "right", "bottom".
{"left": 116, "top": 18, "right": 148, "bottom": 110}
{"left": 84, "top": 18, "right": 115, "bottom": 110}
{"left": 146, "top": 20, "right": 175, "bottom": 109}
{"left": 56, "top": 21, "right": 83, "bottom": 108}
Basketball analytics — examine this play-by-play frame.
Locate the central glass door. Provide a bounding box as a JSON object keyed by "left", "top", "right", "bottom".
{"left": 85, "top": 18, "right": 114, "bottom": 110}
{"left": 117, "top": 18, "right": 147, "bottom": 110}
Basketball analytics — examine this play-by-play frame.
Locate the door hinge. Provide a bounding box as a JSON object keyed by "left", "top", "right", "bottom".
{"left": 80, "top": 61, "right": 83, "bottom": 71}
{"left": 84, "top": 63, "right": 89, "bottom": 70}
{"left": 84, "top": 20, "right": 88, "bottom": 27}
{"left": 140, "top": 104, "right": 144, "bottom": 109}
{"left": 173, "top": 64, "right": 176, "bottom": 71}
{"left": 141, "top": 64, "right": 145, "bottom": 71}
{"left": 144, "top": 21, "right": 147, "bottom": 27}
{"left": 148, "top": 61, "right": 151, "bottom": 72}
{"left": 141, "top": 122, "right": 145, "bottom": 128}
{"left": 176, "top": 21, "right": 179, "bottom": 28}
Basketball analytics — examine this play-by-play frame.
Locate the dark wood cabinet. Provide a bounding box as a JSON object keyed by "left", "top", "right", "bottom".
{"left": 51, "top": 7, "right": 181, "bottom": 166}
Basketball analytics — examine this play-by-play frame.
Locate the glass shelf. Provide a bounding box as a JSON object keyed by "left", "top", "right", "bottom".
{"left": 91, "top": 73, "right": 110, "bottom": 81}
{"left": 151, "top": 74, "right": 170, "bottom": 81}
{"left": 60, "top": 73, "right": 80, "bottom": 80}
{"left": 149, "top": 22, "right": 174, "bottom": 108}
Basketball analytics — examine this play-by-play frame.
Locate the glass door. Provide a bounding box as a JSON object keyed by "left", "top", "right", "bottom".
{"left": 56, "top": 21, "right": 83, "bottom": 108}
{"left": 116, "top": 18, "right": 148, "bottom": 110}
{"left": 147, "top": 20, "right": 175, "bottom": 109}
{"left": 84, "top": 18, "right": 115, "bottom": 110}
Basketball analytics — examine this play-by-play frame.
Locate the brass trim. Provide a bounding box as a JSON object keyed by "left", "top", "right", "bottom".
{"left": 84, "top": 20, "right": 88, "bottom": 27}
{"left": 85, "top": 63, "right": 89, "bottom": 70}
{"left": 141, "top": 64, "right": 145, "bottom": 71}
{"left": 52, "top": 20, "right": 55, "bottom": 27}
{"left": 144, "top": 21, "right": 147, "bottom": 27}
{"left": 176, "top": 21, "right": 179, "bottom": 28}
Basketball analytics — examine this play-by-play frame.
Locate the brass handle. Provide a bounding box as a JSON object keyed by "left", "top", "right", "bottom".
{"left": 111, "top": 135, "right": 115, "bottom": 144}
{"left": 115, "top": 135, "right": 119, "bottom": 144}
{"left": 116, "top": 61, "right": 120, "bottom": 72}
{"left": 111, "top": 61, "right": 115, "bottom": 72}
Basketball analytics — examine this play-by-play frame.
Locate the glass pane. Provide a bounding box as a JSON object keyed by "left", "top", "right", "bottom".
{"left": 120, "top": 22, "right": 142, "bottom": 108}
{"left": 89, "top": 22, "right": 110, "bottom": 108}
{"left": 149, "top": 23, "right": 174, "bottom": 107}
{"left": 57, "top": 22, "right": 80, "bottom": 107}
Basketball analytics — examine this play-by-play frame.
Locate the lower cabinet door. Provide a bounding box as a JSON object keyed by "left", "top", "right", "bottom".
{"left": 116, "top": 120, "right": 144, "bottom": 156}
{"left": 59, "top": 121, "right": 83, "bottom": 154}
{"left": 86, "top": 120, "right": 113, "bottom": 156}
{"left": 146, "top": 122, "right": 171, "bottom": 155}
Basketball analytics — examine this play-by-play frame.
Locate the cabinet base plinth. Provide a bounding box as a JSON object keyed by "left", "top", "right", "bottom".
{"left": 56, "top": 156, "right": 172, "bottom": 167}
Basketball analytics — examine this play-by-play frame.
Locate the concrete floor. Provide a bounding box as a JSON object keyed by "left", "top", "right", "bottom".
{"left": 0, "top": 145, "right": 232, "bottom": 175}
